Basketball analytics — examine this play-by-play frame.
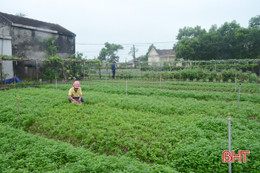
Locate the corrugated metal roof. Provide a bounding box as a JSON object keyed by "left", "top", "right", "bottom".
{"left": 0, "top": 11, "right": 75, "bottom": 37}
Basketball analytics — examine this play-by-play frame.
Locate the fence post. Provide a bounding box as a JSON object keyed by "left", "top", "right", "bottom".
{"left": 160, "top": 74, "right": 162, "bottom": 89}
{"left": 238, "top": 82, "right": 241, "bottom": 110}
{"left": 126, "top": 79, "right": 127, "bottom": 98}
{"left": 35, "top": 60, "right": 38, "bottom": 82}
{"left": 17, "top": 96, "right": 21, "bottom": 129}
{"left": 99, "top": 64, "right": 101, "bottom": 79}
{"left": 55, "top": 75, "right": 57, "bottom": 92}
{"left": 228, "top": 114, "right": 231, "bottom": 173}
{"left": 83, "top": 61, "right": 85, "bottom": 80}
{"left": 235, "top": 77, "right": 237, "bottom": 92}
{"left": 61, "top": 61, "right": 66, "bottom": 82}
{"left": 140, "top": 62, "right": 142, "bottom": 80}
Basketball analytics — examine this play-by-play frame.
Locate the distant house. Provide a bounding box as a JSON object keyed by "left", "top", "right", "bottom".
{"left": 148, "top": 47, "right": 175, "bottom": 66}
{"left": 147, "top": 47, "right": 185, "bottom": 66}
{"left": 0, "top": 11, "right": 76, "bottom": 78}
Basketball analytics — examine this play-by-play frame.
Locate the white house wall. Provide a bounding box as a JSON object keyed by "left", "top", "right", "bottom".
{"left": 0, "top": 35, "right": 13, "bottom": 79}
{"left": 148, "top": 48, "right": 160, "bottom": 65}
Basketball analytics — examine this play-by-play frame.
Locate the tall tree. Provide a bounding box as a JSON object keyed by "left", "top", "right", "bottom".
{"left": 98, "top": 42, "right": 123, "bottom": 63}
{"left": 174, "top": 37, "right": 197, "bottom": 60}
{"left": 174, "top": 26, "right": 206, "bottom": 60}
{"left": 173, "top": 21, "right": 260, "bottom": 60}
{"left": 249, "top": 15, "right": 260, "bottom": 28}
{"left": 147, "top": 44, "right": 156, "bottom": 53}
{"left": 217, "top": 21, "right": 241, "bottom": 59}
{"left": 177, "top": 26, "right": 206, "bottom": 40}
{"left": 136, "top": 44, "right": 156, "bottom": 62}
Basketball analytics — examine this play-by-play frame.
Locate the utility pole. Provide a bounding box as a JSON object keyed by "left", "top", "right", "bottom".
{"left": 133, "top": 45, "right": 136, "bottom": 68}
{"left": 129, "top": 45, "right": 138, "bottom": 69}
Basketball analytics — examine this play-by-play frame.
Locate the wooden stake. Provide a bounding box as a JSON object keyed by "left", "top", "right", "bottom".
{"left": 17, "top": 96, "right": 21, "bottom": 129}
{"left": 55, "top": 75, "right": 57, "bottom": 92}
{"left": 228, "top": 113, "right": 231, "bottom": 173}
{"left": 36, "top": 60, "right": 39, "bottom": 81}
{"left": 83, "top": 61, "right": 85, "bottom": 80}
{"left": 160, "top": 74, "right": 162, "bottom": 89}
{"left": 238, "top": 82, "right": 242, "bottom": 110}
{"left": 126, "top": 79, "right": 127, "bottom": 98}
{"left": 235, "top": 76, "right": 237, "bottom": 92}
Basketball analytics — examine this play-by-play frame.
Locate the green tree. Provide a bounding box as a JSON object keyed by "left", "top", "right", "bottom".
{"left": 41, "top": 56, "right": 63, "bottom": 81}
{"left": 249, "top": 28, "right": 260, "bottom": 58}
{"left": 98, "top": 42, "right": 123, "bottom": 63}
{"left": 174, "top": 37, "right": 197, "bottom": 60}
{"left": 249, "top": 15, "right": 260, "bottom": 28}
{"left": 147, "top": 44, "right": 156, "bottom": 54}
{"left": 174, "top": 26, "right": 206, "bottom": 60}
{"left": 174, "top": 21, "right": 248, "bottom": 60}
{"left": 217, "top": 21, "right": 241, "bottom": 59}
{"left": 65, "top": 52, "right": 84, "bottom": 80}
{"left": 42, "top": 37, "right": 58, "bottom": 56}
{"left": 136, "top": 44, "right": 156, "bottom": 62}
{"left": 177, "top": 26, "right": 206, "bottom": 40}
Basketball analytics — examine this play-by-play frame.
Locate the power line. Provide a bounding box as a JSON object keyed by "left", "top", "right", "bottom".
{"left": 76, "top": 41, "right": 176, "bottom": 46}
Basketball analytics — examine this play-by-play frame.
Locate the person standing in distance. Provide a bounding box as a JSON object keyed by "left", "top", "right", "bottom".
{"left": 111, "top": 61, "right": 116, "bottom": 79}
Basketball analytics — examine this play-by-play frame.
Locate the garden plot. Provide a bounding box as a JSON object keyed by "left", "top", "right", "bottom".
{"left": 0, "top": 80, "right": 259, "bottom": 172}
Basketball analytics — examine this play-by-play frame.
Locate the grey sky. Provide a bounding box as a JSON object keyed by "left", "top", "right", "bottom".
{"left": 1, "top": 0, "right": 259, "bottom": 62}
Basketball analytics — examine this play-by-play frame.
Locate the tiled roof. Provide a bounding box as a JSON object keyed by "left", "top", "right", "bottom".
{"left": 0, "top": 11, "right": 75, "bottom": 37}
{"left": 156, "top": 49, "right": 175, "bottom": 56}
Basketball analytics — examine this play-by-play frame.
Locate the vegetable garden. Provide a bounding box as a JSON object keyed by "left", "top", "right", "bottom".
{"left": 0, "top": 80, "right": 259, "bottom": 172}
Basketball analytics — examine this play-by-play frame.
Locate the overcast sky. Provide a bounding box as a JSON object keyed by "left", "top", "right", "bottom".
{"left": 1, "top": 0, "right": 259, "bottom": 62}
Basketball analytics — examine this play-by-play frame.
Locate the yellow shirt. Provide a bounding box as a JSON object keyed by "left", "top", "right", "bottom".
{"left": 68, "top": 87, "right": 82, "bottom": 97}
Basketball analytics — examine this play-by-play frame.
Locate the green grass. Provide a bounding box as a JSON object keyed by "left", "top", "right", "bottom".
{"left": 0, "top": 80, "right": 259, "bottom": 172}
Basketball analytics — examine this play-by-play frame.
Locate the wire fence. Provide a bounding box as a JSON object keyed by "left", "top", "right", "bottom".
{"left": 1, "top": 57, "right": 260, "bottom": 85}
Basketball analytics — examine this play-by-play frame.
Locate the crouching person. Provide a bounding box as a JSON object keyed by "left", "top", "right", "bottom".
{"left": 68, "top": 81, "right": 84, "bottom": 104}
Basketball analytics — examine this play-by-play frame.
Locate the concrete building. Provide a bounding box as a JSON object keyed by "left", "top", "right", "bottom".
{"left": 147, "top": 47, "right": 186, "bottom": 67}
{"left": 0, "top": 11, "right": 76, "bottom": 79}
{"left": 148, "top": 47, "right": 176, "bottom": 66}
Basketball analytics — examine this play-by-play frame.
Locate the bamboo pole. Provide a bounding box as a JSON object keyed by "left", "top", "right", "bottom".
{"left": 160, "top": 74, "right": 162, "bottom": 89}
{"left": 228, "top": 114, "right": 231, "bottom": 173}
{"left": 238, "top": 82, "right": 242, "bottom": 110}
{"left": 17, "top": 96, "right": 21, "bottom": 129}
{"left": 62, "top": 61, "right": 66, "bottom": 81}
{"left": 55, "top": 75, "right": 57, "bottom": 92}
{"left": 36, "top": 60, "right": 38, "bottom": 81}
{"left": 235, "top": 78, "right": 237, "bottom": 92}
{"left": 83, "top": 61, "right": 85, "bottom": 80}
{"left": 126, "top": 79, "right": 127, "bottom": 98}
